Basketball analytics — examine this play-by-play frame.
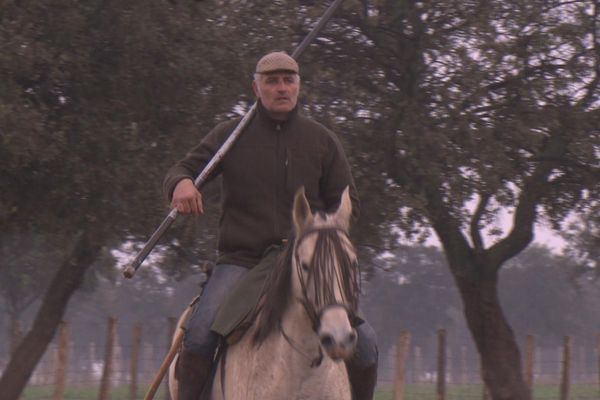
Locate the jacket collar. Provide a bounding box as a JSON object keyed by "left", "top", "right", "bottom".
{"left": 256, "top": 99, "right": 299, "bottom": 129}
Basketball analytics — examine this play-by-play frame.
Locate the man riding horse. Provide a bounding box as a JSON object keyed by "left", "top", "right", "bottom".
{"left": 164, "top": 51, "right": 378, "bottom": 400}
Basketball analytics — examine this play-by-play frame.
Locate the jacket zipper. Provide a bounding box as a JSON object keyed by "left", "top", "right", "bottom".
{"left": 274, "top": 123, "right": 282, "bottom": 239}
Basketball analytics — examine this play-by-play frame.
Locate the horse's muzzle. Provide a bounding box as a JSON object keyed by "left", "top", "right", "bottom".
{"left": 318, "top": 305, "right": 358, "bottom": 361}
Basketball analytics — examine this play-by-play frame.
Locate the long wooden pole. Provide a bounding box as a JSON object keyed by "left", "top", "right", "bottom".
{"left": 143, "top": 329, "right": 184, "bottom": 400}
{"left": 124, "top": 0, "right": 347, "bottom": 279}
{"left": 143, "top": 296, "right": 200, "bottom": 400}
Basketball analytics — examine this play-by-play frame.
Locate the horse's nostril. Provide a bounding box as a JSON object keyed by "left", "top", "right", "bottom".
{"left": 348, "top": 331, "right": 357, "bottom": 344}
{"left": 320, "top": 334, "right": 335, "bottom": 349}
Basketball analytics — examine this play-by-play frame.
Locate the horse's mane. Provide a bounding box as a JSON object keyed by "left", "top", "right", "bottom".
{"left": 251, "top": 231, "right": 296, "bottom": 345}
{"left": 251, "top": 224, "right": 359, "bottom": 346}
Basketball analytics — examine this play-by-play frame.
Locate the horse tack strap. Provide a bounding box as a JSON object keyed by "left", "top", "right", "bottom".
{"left": 295, "top": 226, "right": 349, "bottom": 246}
{"left": 279, "top": 321, "right": 324, "bottom": 368}
{"left": 299, "top": 298, "right": 322, "bottom": 332}
{"left": 317, "top": 303, "right": 363, "bottom": 328}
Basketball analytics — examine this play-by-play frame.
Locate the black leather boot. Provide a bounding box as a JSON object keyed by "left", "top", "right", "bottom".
{"left": 175, "top": 350, "right": 213, "bottom": 400}
{"left": 346, "top": 363, "right": 378, "bottom": 400}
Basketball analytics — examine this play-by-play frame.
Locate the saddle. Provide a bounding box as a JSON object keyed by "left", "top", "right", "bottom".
{"left": 210, "top": 246, "right": 281, "bottom": 341}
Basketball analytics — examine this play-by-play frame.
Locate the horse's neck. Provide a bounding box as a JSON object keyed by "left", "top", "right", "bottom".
{"left": 214, "top": 299, "right": 350, "bottom": 400}
{"left": 278, "top": 301, "right": 321, "bottom": 363}
{"left": 281, "top": 300, "right": 317, "bottom": 334}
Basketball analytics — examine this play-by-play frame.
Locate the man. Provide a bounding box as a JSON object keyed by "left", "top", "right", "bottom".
{"left": 164, "top": 51, "right": 378, "bottom": 400}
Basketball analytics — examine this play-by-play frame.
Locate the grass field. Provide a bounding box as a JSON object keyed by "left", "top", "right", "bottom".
{"left": 21, "top": 383, "right": 600, "bottom": 399}
{"left": 374, "top": 383, "right": 600, "bottom": 400}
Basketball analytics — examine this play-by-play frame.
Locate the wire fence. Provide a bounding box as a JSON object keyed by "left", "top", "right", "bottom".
{"left": 1, "top": 319, "right": 599, "bottom": 400}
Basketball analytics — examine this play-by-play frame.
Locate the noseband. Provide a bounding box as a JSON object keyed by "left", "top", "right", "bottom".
{"left": 275, "top": 226, "right": 359, "bottom": 367}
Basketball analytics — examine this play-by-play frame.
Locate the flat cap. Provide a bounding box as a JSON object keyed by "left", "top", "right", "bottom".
{"left": 255, "top": 51, "right": 299, "bottom": 74}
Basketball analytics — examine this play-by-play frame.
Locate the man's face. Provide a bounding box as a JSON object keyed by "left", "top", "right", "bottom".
{"left": 252, "top": 72, "right": 300, "bottom": 119}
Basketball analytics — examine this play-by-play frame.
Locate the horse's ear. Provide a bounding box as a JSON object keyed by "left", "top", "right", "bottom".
{"left": 334, "top": 186, "right": 352, "bottom": 232}
{"left": 293, "top": 186, "right": 313, "bottom": 233}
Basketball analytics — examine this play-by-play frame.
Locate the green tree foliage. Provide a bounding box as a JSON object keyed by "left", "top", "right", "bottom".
{"left": 307, "top": 1, "right": 600, "bottom": 398}
{"left": 0, "top": 1, "right": 241, "bottom": 396}
{"left": 2, "top": 0, "right": 600, "bottom": 399}
{"left": 560, "top": 206, "right": 600, "bottom": 282}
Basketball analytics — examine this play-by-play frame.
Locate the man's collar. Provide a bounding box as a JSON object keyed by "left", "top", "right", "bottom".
{"left": 256, "top": 100, "right": 299, "bottom": 126}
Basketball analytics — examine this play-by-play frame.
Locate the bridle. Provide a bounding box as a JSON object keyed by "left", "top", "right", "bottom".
{"left": 280, "top": 225, "right": 360, "bottom": 367}
{"left": 294, "top": 226, "right": 359, "bottom": 328}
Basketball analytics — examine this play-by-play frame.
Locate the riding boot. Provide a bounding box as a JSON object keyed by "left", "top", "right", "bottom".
{"left": 176, "top": 350, "right": 213, "bottom": 400}
{"left": 346, "top": 363, "right": 378, "bottom": 400}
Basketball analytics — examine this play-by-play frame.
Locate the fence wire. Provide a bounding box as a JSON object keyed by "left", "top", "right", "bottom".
{"left": 1, "top": 321, "right": 599, "bottom": 400}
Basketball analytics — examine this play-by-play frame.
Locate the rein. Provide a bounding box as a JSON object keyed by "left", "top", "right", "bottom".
{"left": 279, "top": 321, "right": 324, "bottom": 368}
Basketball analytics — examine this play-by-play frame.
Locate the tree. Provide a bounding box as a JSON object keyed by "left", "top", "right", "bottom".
{"left": 0, "top": 1, "right": 227, "bottom": 396}
{"left": 4, "top": 1, "right": 599, "bottom": 399}
{"left": 0, "top": 0, "right": 361, "bottom": 396}
{"left": 0, "top": 234, "right": 63, "bottom": 352}
{"left": 0, "top": 228, "right": 105, "bottom": 400}
{"left": 307, "top": 1, "right": 600, "bottom": 398}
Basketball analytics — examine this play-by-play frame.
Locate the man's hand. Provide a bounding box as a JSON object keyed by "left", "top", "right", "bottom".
{"left": 171, "top": 178, "right": 204, "bottom": 215}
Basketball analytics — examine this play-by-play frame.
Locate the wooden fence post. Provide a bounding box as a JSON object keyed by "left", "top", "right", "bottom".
{"left": 130, "top": 322, "right": 142, "bottom": 400}
{"left": 436, "top": 329, "right": 446, "bottom": 400}
{"left": 481, "top": 359, "right": 490, "bottom": 400}
{"left": 44, "top": 343, "right": 58, "bottom": 386}
{"left": 98, "top": 317, "right": 117, "bottom": 400}
{"left": 597, "top": 334, "right": 600, "bottom": 393}
{"left": 524, "top": 334, "right": 535, "bottom": 395}
{"left": 560, "top": 336, "right": 572, "bottom": 400}
{"left": 393, "top": 331, "right": 411, "bottom": 400}
{"left": 53, "top": 322, "right": 70, "bottom": 400}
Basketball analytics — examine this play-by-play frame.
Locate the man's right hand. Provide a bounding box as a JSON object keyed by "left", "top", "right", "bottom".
{"left": 171, "top": 178, "right": 204, "bottom": 215}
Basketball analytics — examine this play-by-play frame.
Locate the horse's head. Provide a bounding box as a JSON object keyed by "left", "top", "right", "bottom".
{"left": 291, "top": 186, "right": 360, "bottom": 362}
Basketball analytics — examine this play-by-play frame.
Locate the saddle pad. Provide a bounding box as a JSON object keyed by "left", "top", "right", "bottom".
{"left": 210, "top": 246, "right": 281, "bottom": 339}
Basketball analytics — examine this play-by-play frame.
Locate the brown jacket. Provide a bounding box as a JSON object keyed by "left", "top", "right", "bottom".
{"left": 164, "top": 102, "right": 360, "bottom": 268}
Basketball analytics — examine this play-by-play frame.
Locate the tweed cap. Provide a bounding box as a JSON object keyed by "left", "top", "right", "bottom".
{"left": 255, "top": 51, "right": 299, "bottom": 74}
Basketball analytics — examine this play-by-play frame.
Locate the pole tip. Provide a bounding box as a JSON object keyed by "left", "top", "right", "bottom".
{"left": 123, "top": 265, "right": 136, "bottom": 279}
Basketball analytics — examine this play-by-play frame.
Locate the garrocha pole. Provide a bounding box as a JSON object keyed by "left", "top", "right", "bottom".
{"left": 124, "top": 0, "right": 346, "bottom": 279}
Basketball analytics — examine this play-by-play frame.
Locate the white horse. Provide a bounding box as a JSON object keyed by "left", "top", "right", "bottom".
{"left": 169, "top": 187, "right": 360, "bottom": 400}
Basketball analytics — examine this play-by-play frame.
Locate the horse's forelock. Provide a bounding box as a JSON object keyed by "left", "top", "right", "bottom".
{"left": 307, "top": 229, "right": 359, "bottom": 314}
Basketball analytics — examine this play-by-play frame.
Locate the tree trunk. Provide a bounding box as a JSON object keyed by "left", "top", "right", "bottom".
{"left": 453, "top": 257, "right": 530, "bottom": 400}
{"left": 0, "top": 228, "right": 105, "bottom": 400}
{"left": 8, "top": 313, "right": 23, "bottom": 355}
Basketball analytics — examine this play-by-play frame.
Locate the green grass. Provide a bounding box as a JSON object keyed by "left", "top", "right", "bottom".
{"left": 375, "top": 383, "right": 600, "bottom": 400}
{"left": 22, "top": 384, "right": 162, "bottom": 400}
{"left": 21, "top": 383, "right": 600, "bottom": 400}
